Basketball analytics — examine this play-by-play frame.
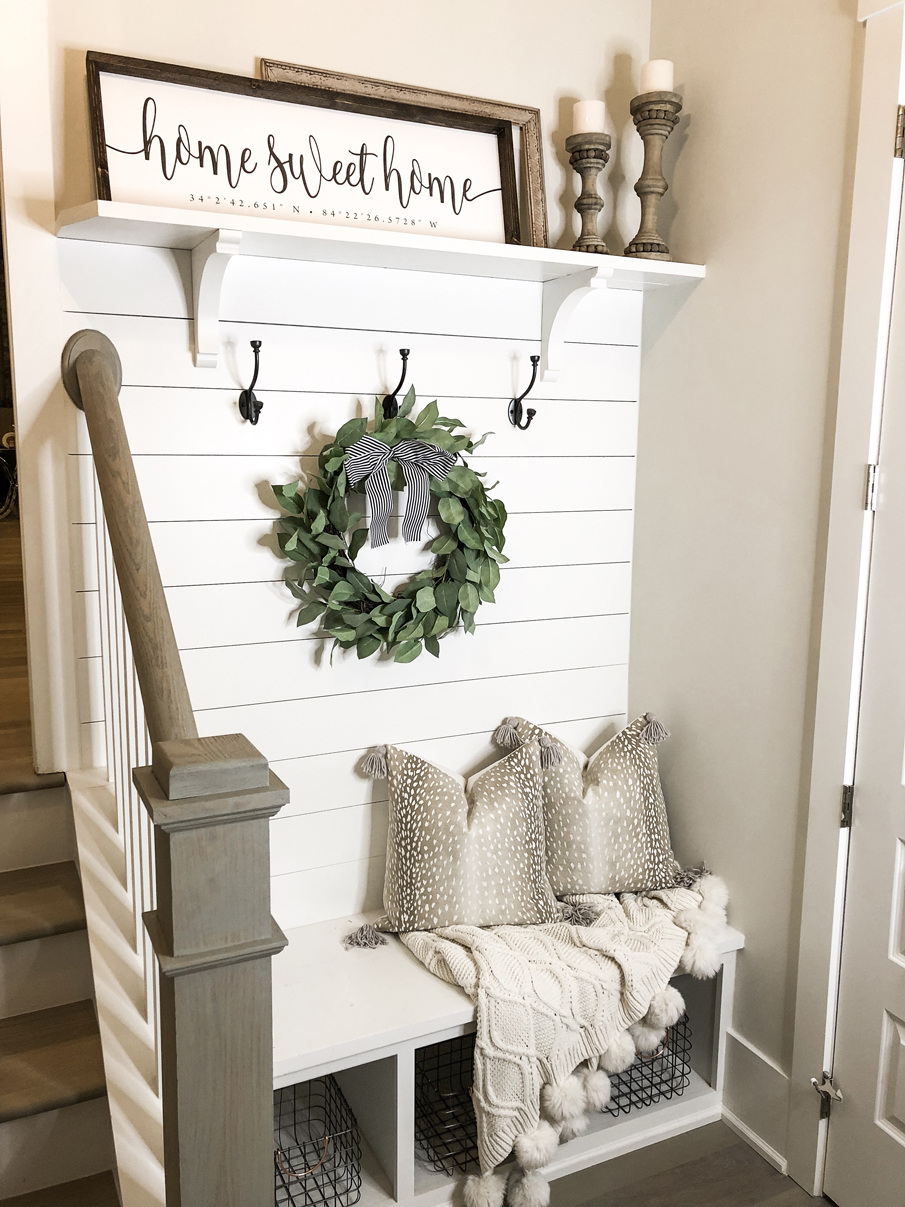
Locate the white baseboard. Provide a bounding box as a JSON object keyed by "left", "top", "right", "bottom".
{"left": 722, "top": 1028, "right": 791, "bottom": 1168}
{"left": 722, "top": 1106, "right": 788, "bottom": 1174}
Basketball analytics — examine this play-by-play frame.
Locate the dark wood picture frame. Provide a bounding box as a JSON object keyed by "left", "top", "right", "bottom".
{"left": 85, "top": 51, "right": 522, "bottom": 245}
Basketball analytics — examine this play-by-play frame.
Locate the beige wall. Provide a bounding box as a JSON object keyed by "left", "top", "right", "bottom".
{"left": 48, "top": 0, "right": 650, "bottom": 250}
{"left": 634, "top": 0, "right": 860, "bottom": 1093}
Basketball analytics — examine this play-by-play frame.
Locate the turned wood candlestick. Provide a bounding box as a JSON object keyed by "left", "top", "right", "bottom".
{"left": 565, "top": 132, "right": 612, "bottom": 255}
{"left": 624, "top": 91, "right": 682, "bottom": 260}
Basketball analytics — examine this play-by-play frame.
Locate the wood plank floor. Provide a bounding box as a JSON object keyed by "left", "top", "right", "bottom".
{"left": 0, "top": 517, "right": 64, "bottom": 794}
{"left": 551, "top": 1123, "right": 830, "bottom": 1207}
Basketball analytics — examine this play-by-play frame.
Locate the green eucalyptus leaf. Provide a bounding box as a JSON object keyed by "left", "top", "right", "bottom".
{"left": 430, "top": 613, "right": 450, "bottom": 637}
{"left": 329, "top": 497, "right": 350, "bottom": 532}
{"left": 356, "top": 634, "right": 383, "bottom": 659}
{"left": 328, "top": 580, "right": 357, "bottom": 604}
{"left": 438, "top": 497, "right": 465, "bottom": 525}
{"left": 434, "top": 581, "right": 459, "bottom": 619}
{"left": 348, "top": 528, "right": 368, "bottom": 562}
{"left": 397, "top": 385, "right": 417, "bottom": 419}
{"left": 417, "top": 428, "right": 457, "bottom": 451}
{"left": 431, "top": 532, "right": 457, "bottom": 555}
{"left": 445, "top": 465, "right": 477, "bottom": 496}
{"left": 295, "top": 600, "right": 326, "bottom": 626}
{"left": 424, "top": 634, "right": 440, "bottom": 658}
{"left": 335, "top": 417, "right": 368, "bottom": 448}
{"left": 457, "top": 518, "right": 484, "bottom": 550}
{"left": 394, "top": 639, "right": 422, "bottom": 663}
{"left": 327, "top": 625, "right": 358, "bottom": 642}
{"left": 458, "top": 582, "right": 480, "bottom": 613}
{"left": 461, "top": 609, "right": 476, "bottom": 635}
{"left": 447, "top": 549, "right": 467, "bottom": 581}
{"left": 310, "top": 510, "right": 327, "bottom": 535}
{"left": 397, "top": 617, "right": 426, "bottom": 642}
{"left": 415, "top": 400, "right": 439, "bottom": 430}
{"left": 415, "top": 586, "right": 436, "bottom": 613}
{"left": 316, "top": 533, "right": 346, "bottom": 549}
{"left": 481, "top": 559, "right": 501, "bottom": 591}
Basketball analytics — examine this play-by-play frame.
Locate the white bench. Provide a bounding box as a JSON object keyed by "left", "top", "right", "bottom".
{"left": 273, "top": 914, "right": 745, "bottom": 1207}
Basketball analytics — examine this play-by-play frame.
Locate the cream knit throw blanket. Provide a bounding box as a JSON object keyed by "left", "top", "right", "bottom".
{"left": 402, "top": 876, "right": 729, "bottom": 1199}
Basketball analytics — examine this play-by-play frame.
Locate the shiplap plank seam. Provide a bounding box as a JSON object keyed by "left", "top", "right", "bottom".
{"left": 62, "top": 308, "right": 638, "bottom": 349}
{"left": 193, "top": 661, "right": 625, "bottom": 715}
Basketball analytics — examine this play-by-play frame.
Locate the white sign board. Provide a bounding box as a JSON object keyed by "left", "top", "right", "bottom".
{"left": 88, "top": 56, "right": 519, "bottom": 244}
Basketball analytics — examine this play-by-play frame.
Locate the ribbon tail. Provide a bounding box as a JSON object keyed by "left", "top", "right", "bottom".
{"left": 364, "top": 464, "right": 392, "bottom": 548}
{"left": 401, "top": 462, "right": 430, "bottom": 544}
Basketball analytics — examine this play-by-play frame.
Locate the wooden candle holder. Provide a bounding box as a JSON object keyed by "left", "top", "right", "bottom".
{"left": 624, "top": 91, "right": 682, "bottom": 260}
{"left": 565, "top": 132, "right": 612, "bottom": 255}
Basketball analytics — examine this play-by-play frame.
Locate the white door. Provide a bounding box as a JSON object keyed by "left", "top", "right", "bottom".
{"left": 823, "top": 194, "right": 905, "bottom": 1207}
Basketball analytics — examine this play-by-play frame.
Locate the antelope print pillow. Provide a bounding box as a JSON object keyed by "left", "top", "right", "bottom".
{"left": 495, "top": 714, "right": 680, "bottom": 896}
{"left": 367, "top": 739, "right": 559, "bottom": 932}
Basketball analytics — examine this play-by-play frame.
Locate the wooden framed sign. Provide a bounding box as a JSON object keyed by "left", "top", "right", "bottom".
{"left": 261, "top": 59, "right": 548, "bottom": 248}
{"left": 86, "top": 53, "right": 521, "bottom": 244}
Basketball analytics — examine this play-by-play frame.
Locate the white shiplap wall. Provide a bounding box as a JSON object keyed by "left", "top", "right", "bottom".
{"left": 60, "top": 238, "right": 641, "bottom": 931}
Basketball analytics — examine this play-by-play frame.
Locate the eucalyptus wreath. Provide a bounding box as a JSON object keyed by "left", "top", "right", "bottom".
{"left": 271, "top": 388, "right": 508, "bottom": 663}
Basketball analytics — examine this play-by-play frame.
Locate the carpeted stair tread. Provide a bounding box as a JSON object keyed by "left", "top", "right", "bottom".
{"left": 0, "top": 1171, "right": 119, "bottom": 1206}
{"left": 0, "top": 861, "right": 86, "bottom": 946}
{"left": 0, "top": 1000, "right": 106, "bottom": 1123}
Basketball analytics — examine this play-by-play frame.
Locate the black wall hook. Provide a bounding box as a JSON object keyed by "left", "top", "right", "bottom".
{"left": 508, "top": 355, "right": 540, "bottom": 430}
{"left": 381, "top": 348, "right": 410, "bottom": 419}
{"left": 239, "top": 340, "right": 264, "bottom": 425}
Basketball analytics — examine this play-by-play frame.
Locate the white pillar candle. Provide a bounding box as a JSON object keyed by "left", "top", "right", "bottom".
{"left": 640, "top": 59, "right": 675, "bottom": 93}
{"left": 572, "top": 100, "right": 607, "bottom": 136}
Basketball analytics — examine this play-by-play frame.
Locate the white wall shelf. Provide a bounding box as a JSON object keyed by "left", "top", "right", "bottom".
{"left": 56, "top": 200, "right": 705, "bottom": 377}
{"left": 272, "top": 912, "right": 744, "bottom": 1207}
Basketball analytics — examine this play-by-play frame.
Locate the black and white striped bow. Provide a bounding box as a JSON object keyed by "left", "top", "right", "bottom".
{"left": 345, "top": 435, "right": 457, "bottom": 548}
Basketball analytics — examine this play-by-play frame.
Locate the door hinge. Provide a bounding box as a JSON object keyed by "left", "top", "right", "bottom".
{"left": 865, "top": 463, "right": 879, "bottom": 511}
{"left": 812, "top": 1071, "right": 843, "bottom": 1119}
{"left": 841, "top": 784, "right": 854, "bottom": 828}
{"left": 896, "top": 104, "right": 905, "bottom": 157}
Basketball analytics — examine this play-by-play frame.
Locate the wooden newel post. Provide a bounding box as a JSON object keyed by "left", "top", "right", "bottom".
{"left": 134, "top": 734, "right": 289, "bottom": 1207}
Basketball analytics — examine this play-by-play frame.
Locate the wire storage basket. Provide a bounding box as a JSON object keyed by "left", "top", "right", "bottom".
{"left": 605, "top": 1013, "right": 692, "bottom": 1116}
{"left": 414, "top": 1034, "right": 480, "bottom": 1176}
{"left": 413, "top": 1015, "right": 693, "bottom": 1176}
{"left": 274, "top": 1075, "right": 362, "bottom": 1207}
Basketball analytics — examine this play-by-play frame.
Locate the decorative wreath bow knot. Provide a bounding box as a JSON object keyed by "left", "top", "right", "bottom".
{"left": 345, "top": 434, "right": 456, "bottom": 548}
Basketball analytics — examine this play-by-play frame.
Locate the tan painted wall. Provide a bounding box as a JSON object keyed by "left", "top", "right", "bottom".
{"left": 48, "top": 0, "right": 650, "bottom": 251}
{"left": 634, "top": 0, "right": 860, "bottom": 1111}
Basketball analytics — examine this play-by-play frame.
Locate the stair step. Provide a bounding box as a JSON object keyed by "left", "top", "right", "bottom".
{"left": 0, "top": 862, "right": 86, "bottom": 947}
{"left": 0, "top": 1000, "right": 106, "bottom": 1123}
{"left": 0, "top": 1171, "right": 119, "bottom": 1207}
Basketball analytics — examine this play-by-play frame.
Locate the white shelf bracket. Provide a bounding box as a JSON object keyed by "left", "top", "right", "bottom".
{"left": 191, "top": 228, "right": 242, "bottom": 368}
{"left": 540, "top": 265, "right": 614, "bottom": 383}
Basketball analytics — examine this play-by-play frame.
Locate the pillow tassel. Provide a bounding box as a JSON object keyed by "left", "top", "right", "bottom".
{"left": 539, "top": 733, "right": 563, "bottom": 767}
{"left": 342, "top": 923, "right": 387, "bottom": 949}
{"left": 493, "top": 717, "right": 522, "bottom": 749}
{"left": 641, "top": 713, "right": 670, "bottom": 745}
{"left": 362, "top": 745, "right": 389, "bottom": 778}
{"left": 558, "top": 899, "right": 600, "bottom": 926}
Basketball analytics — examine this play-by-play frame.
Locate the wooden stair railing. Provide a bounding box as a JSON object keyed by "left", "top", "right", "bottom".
{"left": 62, "top": 330, "right": 288, "bottom": 1207}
